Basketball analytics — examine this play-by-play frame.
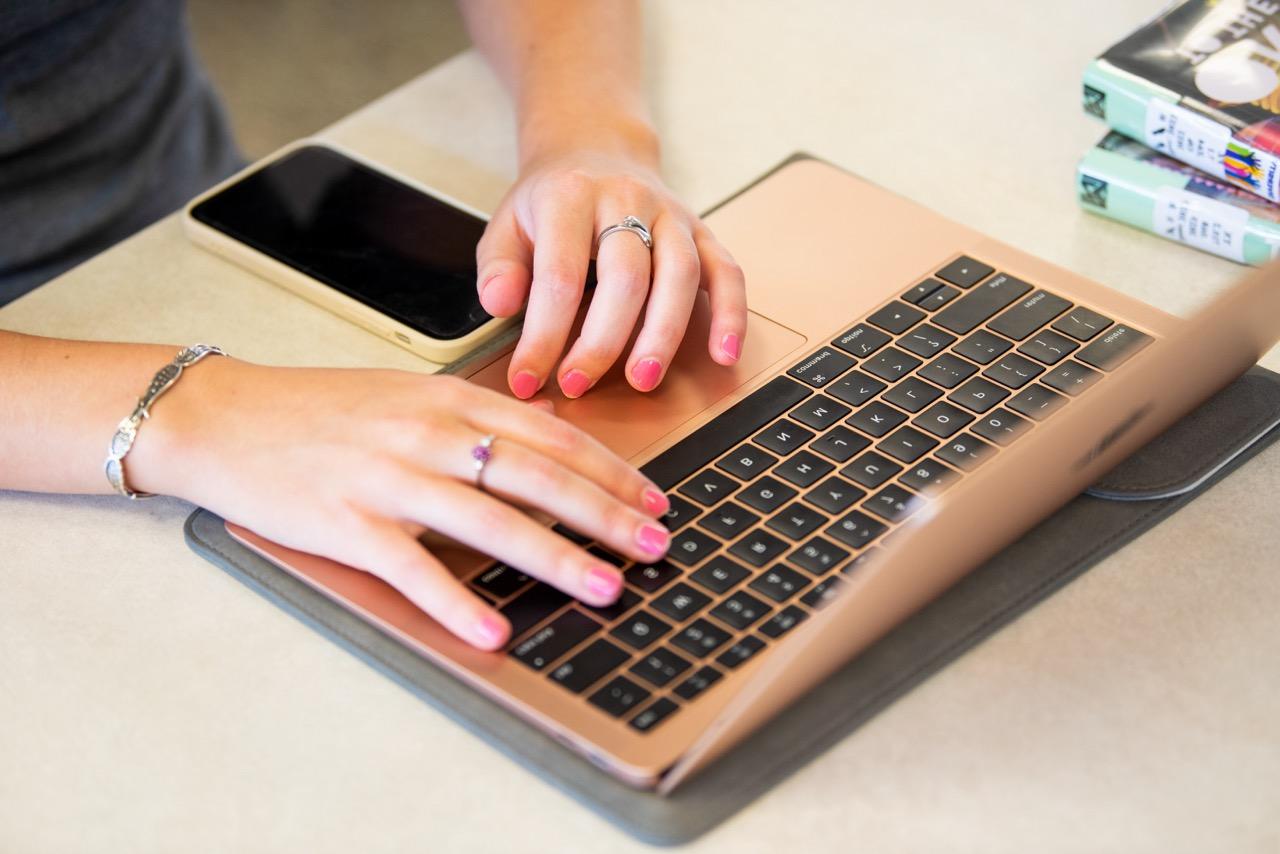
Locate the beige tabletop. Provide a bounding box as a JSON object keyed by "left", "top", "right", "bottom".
{"left": 3, "top": 2, "right": 1278, "bottom": 851}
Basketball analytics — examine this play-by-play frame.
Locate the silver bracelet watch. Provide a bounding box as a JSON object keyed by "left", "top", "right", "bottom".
{"left": 104, "top": 344, "right": 227, "bottom": 499}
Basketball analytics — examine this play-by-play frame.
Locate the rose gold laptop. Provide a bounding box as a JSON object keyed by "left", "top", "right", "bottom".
{"left": 228, "top": 156, "right": 1280, "bottom": 792}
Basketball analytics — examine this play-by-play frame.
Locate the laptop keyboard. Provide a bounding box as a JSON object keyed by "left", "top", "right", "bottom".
{"left": 466, "top": 256, "right": 1153, "bottom": 734}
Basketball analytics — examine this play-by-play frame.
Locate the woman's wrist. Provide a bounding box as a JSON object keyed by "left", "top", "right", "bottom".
{"left": 516, "top": 107, "right": 660, "bottom": 174}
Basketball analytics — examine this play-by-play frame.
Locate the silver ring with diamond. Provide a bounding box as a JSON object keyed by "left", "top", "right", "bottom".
{"left": 471, "top": 434, "right": 497, "bottom": 488}
{"left": 597, "top": 215, "right": 653, "bottom": 251}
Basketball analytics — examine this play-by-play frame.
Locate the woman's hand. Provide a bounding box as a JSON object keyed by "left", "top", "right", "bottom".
{"left": 129, "top": 357, "right": 672, "bottom": 650}
{"left": 475, "top": 146, "right": 748, "bottom": 399}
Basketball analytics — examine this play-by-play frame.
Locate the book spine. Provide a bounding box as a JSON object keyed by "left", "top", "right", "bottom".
{"left": 1084, "top": 59, "right": 1280, "bottom": 204}
{"left": 1077, "top": 144, "right": 1280, "bottom": 266}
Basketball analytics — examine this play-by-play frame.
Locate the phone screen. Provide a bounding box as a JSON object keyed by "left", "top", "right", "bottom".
{"left": 191, "top": 145, "right": 493, "bottom": 340}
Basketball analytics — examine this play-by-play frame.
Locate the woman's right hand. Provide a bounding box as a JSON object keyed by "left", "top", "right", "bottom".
{"left": 127, "top": 357, "right": 672, "bottom": 650}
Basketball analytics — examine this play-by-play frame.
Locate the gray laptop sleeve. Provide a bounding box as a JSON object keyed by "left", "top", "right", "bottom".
{"left": 184, "top": 365, "right": 1280, "bottom": 846}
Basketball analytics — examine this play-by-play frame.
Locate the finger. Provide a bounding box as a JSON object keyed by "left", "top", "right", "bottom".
{"left": 475, "top": 204, "right": 533, "bottom": 321}
{"left": 507, "top": 182, "right": 595, "bottom": 400}
{"left": 555, "top": 208, "right": 654, "bottom": 396}
{"left": 694, "top": 226, "right": 748, "bottom": 365}
{"left": 623, "top": 214, "right": 700, "bottom": 391}
{"left": 355, "top": 517, "right": 511, "bottom": 650}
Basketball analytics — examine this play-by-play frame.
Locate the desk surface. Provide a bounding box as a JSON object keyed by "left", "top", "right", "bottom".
{"left": 3, "top": 2, "right": 1277, "bottom": 851}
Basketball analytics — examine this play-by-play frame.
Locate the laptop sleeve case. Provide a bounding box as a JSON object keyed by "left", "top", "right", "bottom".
{"left": 184, "top": 364, "right": 1280, "bottom": 846}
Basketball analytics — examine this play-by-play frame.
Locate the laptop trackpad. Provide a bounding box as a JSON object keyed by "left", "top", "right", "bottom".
{"left": 465, "top": 295, "right": 806, "bottom": 464}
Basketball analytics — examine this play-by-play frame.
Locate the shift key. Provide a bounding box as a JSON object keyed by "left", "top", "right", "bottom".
{"left": 1076, "top": 325, "right": 1152, "bottom": 371}
{"left": 934, "top": 273, "right": 1032, "bottom": 334}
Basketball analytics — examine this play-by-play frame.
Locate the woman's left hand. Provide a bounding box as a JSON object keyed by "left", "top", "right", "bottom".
{"left": 474, "top": 147, "right": 748, "bottom": 400}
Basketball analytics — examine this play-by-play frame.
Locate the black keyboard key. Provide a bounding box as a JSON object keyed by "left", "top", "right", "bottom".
{"left": 1018, "top": 329, "right": 1079, "bottom": 365}
{"left": 899, "top": 324, "right": 957, "bottom": 358}
{"left": 862, "top": 347, "right": 923, "bottom": 383}
{"left": 658, "top": 494, "right": 701, "bottom": 531}
{"left": 790, "top": 395, "right": 852, "bottom": 431}
{"left": 953, "top": 329, "right": 1012, "bottom": 365}
{"left": 629, "top": 647, "right": 691, "bottom": 688}
{"left": 759, "top": 605, "right": 808, "bottom": 638}
{"left": 667, "top": 528, "right": 720, "bottom": 566}
{"left": 710, "top": 591, "right": 773, "bottom": 631}
{"left": 867, "top": 301, "right": 926, "bottom": 334}
{"left": 877, "top": 426, "right": 939, "bottom": 463}
{"left": 971, "top": 408, "right": 1031, "bottom": 446}
{"left": 864, "top": 484, "right": 924, "bottom": 523}
{"left": 1076, "top": 325, "right": 1152, "bottom": 371}
{"left": 899, "top": 458, "right": 960, "bottom": 493}
{"left": 787, "top": 346, "right": 857, "bottom": 388}
{"left": 773, "top": 450, "right": 834, "bottom": 487}
{"left": 842, "top": 451, "right": 902, "bottom": 488}
{"left": 729, "top": 529, "right": 790, "bottom": 566}
{"left": 588, "top": 675, "right": 651, "bottom": 718}
{"left": 585, "top": 587, "right": 642, "bottom": 622}
{"left": 750, "top": 564, "right": 812, "bottom": 602}
{"left": 826, "top": 370, "right": 887, "bottom": 407}
{"left": 936, "top": 433, "right": 995, "bottom": 471}
{"left": 841, "top": 547, "right": 881, "bottom": 575}
{"left": 697, "top": 501, "right": 761, "bottom": 540}
{"left": 831, "top": 323, "right": 891, "bottom": 358}
{"left": 501, "top": 583, "right": 572, "bottom": 640}
{"left": 988, "top": 290, "right": 1072, "bottom": 340}
{"left": 809, "top": 425, "right": 870, "bottom": 463}
{"left": 934, "top": 273, "right": 1032, "bottom": 334}
{"left": 847, "top": 401, "right": 907, "bottom": 437}
{"left": 919, "top": 283, "right": 961, "bottom": 310}
{"left": 787, "top": 536, "right": 851, "bottom": 574}
{"left": 715, "top": 444, "right": 778, "bottom": 481}
{"left": 677, "top": 468, "right": 739, "bottom": 507}
{"left": 912, "top": 401, "right": 975, "bottom": 439}
{"left": 1052, "top": 307, "right": 1113, "bottom": 341}
{"left": 947, "top": 376, "right": 1010, "bottom": 413}
{"left": 737, "top": 476, "right": 797, "bottom": 513}
{"left": 1008, "top": 384, "right": 1068, "bottom": 421}
{"left": 716, "top": 636, "right": 766, "bottom": 670}
{"left": 801, "top": 576, "right": 845, "bottom": 609}
{"left": 983, "top": 353, "right": 1044, "bottom": 389}
{"left": 882, "top": 377, "right": 943, "bottom": 413}
{"left": 902, "top": 279, "right": 943, "bottom": 304}
{"left": 629, "top": 697, "right": 680, "bottom": 732}
{"left": 689, "top": 555, "right": 751, "bottom": 594}
{"left": 804, "top": 476, "right": 865, "bottom": 514}
{"left": 936, "top": 256, "right": 994, "bottom": 288}
{"left": 587, "top": 545, "right": 626, "bottom": 567}
{"left": 511, "top": 609, "right": 603, "bottom": 671}
{"left": 651, "top": 582, "right": 712, "bottom": 622}
{"left": 550, "top": 638, "right": 630, "bottom": 693}
{"left": 673, "top": 617, "right": 734, "bottom": 657}
{"left": 673, "top": 665, "right": 723, "bottom": 700}
{"left": 625, "top": 561, "right": 682, "bottom": 593}
{"left": 609, "top": 609, "right": 673, "bottom": 650}
{"left": 753, "top": 418, "right": 814, "bottom": 455}
{"left": 471, "top": 563, "right": 531, "bottom": 600}
{"left": 826, "top": 510, "right": 887, "bottom": 549}
{"left": 551, "top": 524, "right": 591, "bottom": 545}
{"left": 1042, "top": 360, "right": 1101, "bottom": 396}
{"left": 640, "top": 376, "right": 810, "bottom": 490}
{"left": 766, "top": 502, "right": 826, "bottom": 540}
{"left": 917, "top": 353, "right": 978, "bottom": 389}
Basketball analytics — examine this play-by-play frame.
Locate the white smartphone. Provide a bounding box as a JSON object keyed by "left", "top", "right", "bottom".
{"left": 183, "top": 140, "right": 515, "bottom": 363}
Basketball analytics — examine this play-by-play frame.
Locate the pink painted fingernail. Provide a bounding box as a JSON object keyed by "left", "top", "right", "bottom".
{"left": 561, "top": 369, "right": 592, "bottom": 398}
{"left": 631, "top": 358, "right": 662, "bottom": 392}
{"left": 476, "top": 615, "right": 508, "bottom": 647}
{"left": 585, "top": 565, "right": 622, "bottom": 599}
{"left": 636, "top": 523, "right": 670, "bottom": 557}
{"left": 721, "top": 333, "right": 742, "bottom": 362}
{"left": 511, "top": 370, "right": 540, "bottom": 399}
{"left": 642, "top": 488, "right": 669, "bottom": 515}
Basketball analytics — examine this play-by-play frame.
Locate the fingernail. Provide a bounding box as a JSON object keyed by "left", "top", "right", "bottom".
{"left": 478, "top": 270, "right": 501, "bottom": 300}
{"left": 631, "top": 358, "right": 662, "bottom": 392}
{"left": 642, "top": 488, "right": 669, "bottom": 516}
{"left": 721, "top": 333, "right": 742, "bottom": 362}
{"left": 636, "top": 523, "right": 670, "bottom": 557}
{"left": 585, "top": 564, "right": 622, "bottom": 599}
{"left": 511, "top": 370, "right": 540, "bottom": 399}
{"left": 476, "top": 615, "right": 508, "bottom": 647}
{"left": 528, "top": 399, "right": 555, "bottom": 413}
{"left": 560, "top": 369, "right": 592, "bottom": 399}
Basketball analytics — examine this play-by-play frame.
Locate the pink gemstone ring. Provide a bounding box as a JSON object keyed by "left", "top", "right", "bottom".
{"left": 471, "top": 434, "right": 497, "bottom": 487}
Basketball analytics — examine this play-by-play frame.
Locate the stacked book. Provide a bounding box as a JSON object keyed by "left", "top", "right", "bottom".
{"left": 1079, "top": 0, "right": 1280, "bottom": 264}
